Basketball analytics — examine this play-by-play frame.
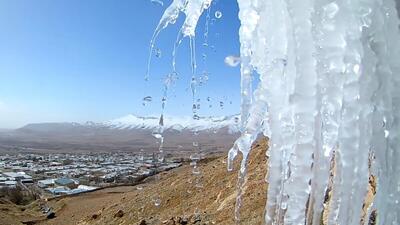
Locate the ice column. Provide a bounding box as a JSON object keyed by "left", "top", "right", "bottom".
{"left": 148, "top": 0, "right": 400, "bottom": 224}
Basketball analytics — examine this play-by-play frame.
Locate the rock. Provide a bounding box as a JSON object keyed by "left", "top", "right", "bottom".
{"left": 190, "top": 214, "right": 201, "bottom": 224}
{"left": 91, "top": 213, "right": 100, "bottom": 220}
{"left": 138, "top": 219, "right": 147, "bottom": 225}
{"left": 162, "top": 218, "right": 175, "bottom": 225}
{"left": 114, "top": 209, "right": 124, "bottom": 218}
{"left": 177, "top": 216, "right": 188, "bottom": 225}
{"left": 46, "top": 211, "right": 55, "bottom": 219}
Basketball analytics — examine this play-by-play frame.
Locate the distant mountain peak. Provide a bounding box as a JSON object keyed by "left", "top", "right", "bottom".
{"left": 103, "top": 114, "right": 240, "bottom": 132}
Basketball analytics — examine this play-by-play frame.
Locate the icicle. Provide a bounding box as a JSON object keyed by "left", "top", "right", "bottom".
{"left": 149, "top": 0, "right": 400, "bottom": 224}
{"left": 236, "top": 0, "right": 257, "bottom": 131}
{"left": 146, "top": 0, "right": 187, "bottom": 80}
{"left": 375, "top": 0, "right": 400, "bottom": 224}
{"left": 281, "top": 0, "right": 317, "bottom": 224}
{"left": 311, "top": 1, "right": 348, "bottom": 224}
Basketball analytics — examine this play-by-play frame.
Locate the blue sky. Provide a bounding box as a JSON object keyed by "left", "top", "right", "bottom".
{"left": 0, "top": 0, "right": 242, "bottom": 128}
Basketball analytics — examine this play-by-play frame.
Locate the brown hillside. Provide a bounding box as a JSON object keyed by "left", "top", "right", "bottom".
{"left": 1, "top": 137, "right": 376, "bottom": 225}
{"left": 71, "top": 138, "right": 268, "bottom": 225}
{"left": 0, "top": 138, "right": 268, "bottom": 225}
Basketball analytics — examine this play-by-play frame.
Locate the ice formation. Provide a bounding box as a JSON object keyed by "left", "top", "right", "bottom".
{"left": 149, "top": 0, "right": 400, "bottom": 224}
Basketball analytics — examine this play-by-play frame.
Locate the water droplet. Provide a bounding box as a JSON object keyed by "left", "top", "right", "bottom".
{"left": 220, "top": 101, "right": 224, "bottom": 108}
{"left": 157, "top": 153, "right": 164, "bottom": 163}
{"left": 150, "top": 0, "right": 163, "bottom": 6}
{"left": 193, "top": 141, "right": 199, "bottom": 147}
{"left": 194, "top": 208, "right": 201, "bottom": 216}
{"left": 142, "top": 96, "right": 153, "bottom": 105}
{"left": 195, "top": 178, "right": 203, "bottom": 188}
{"left": 164, "top": 72, "right": 178, "bottom": 87}
{"left": 154, "top": 198, "right": 161, "bottom": 207}
{"left": 152, "top": 131, "right": 162, "bottom": 139}
{"left": 155, "top": 48, "right": 162, "bottom": 58}
{"left": 215, "top": 11, "right": 222, "bottom": 19}
{"left": 353, "top": 64, "right": 361, "bottom": 74}
{"left": 138, "top": 149, "right": 144, "bottom": 161}
{"left": 190, "top": 153, "right": 201, "bottom": 161}
{"left": 202, "top": 71, "right": 209, "bottom": 81}
{"left": 159, "top": 114, "right": 164, "bottom": 127}
{"left": 192, "top": 166, "right": 201, "bottom": 175}
{"left": 143, "top": 96, "right": 153, "bottom": 102}
{"left": 384, "top": 130, "right": 390, "bottom": 138}
{"left": 193, "top": 114, "right": 200, "bottom": 120}
{"left": 207, "top": 97, "right": 211, "bottom": 101}
{"left": 323, "top": 2, "right": 339, "bottom": 19}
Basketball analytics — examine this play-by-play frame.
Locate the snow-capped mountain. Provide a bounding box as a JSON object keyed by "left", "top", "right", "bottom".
{"left": 103, "top": 114, "right": 240, "bottom": 132}
{"left": 0, "top": 115, "right": 240, "bottom": 153}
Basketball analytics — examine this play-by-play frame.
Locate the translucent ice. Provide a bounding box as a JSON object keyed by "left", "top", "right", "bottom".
{"left": 149, "top": 0, "right": 400, "bottom": 224}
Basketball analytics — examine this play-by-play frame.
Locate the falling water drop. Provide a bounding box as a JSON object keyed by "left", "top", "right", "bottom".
{"left": 215, "top": 11, "right": 222, "bottom": 19}
{"left": 155, "top": 48, "right": 162, "bottom": 58}
{"left": 384, "top": 130, "right": 390, "bottom": 138}
{"left": 192, "top": 165, "right": 201, "bottom": 175}
{"left": 152, "top": 131, "right": 162, "bottom": 139}
{"left": 142, "top": 96, "right": 153, "bottom": 106}
{"left": 154, "top": 198, "right": 161, "bottom": 207}
{"left": 194, "top": 177, "right": 204, "bottom": 188}
{"left": 138, "top": 149, "right": 144, "bottom": 161}
{"left": 224, "top": 55, "right": 241, "bottom": 67}
{"left": 150, "top": 0, "right": 163, "bottom": 6}
{"left": 190, "top": 153, "right": 201, "bottom": 161}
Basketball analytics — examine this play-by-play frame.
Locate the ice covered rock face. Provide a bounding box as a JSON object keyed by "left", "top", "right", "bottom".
{"left": 150, "top": 0, "right": 400, "bottom": 224}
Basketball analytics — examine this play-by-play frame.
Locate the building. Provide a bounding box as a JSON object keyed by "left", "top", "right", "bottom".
{"left": 38, "top": 179, "right": 56, "bottom": 188}
{"left": 54, "top": 178, "right": 78, "bottom": 189}
{"left": 2, "top": 172, "right": 33, "bottom": 184}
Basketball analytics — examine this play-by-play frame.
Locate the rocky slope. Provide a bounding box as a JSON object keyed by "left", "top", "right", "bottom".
{"left": 73, "top": 138, "right": 268, "bottom": 225}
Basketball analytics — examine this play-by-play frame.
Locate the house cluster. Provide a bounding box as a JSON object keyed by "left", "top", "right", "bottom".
{"left": 0, "top": 171, "right": 33, "bottom": 188}
{"left": 37, "top": 177, "right": 97, "bottom": 195}
{"left": 0, "top": 152, "right": 182, "bottom": 196}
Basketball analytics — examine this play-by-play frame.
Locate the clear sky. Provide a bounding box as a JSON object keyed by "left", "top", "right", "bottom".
{"left": 0, "top": 0, "right": 243, "bottom": 128}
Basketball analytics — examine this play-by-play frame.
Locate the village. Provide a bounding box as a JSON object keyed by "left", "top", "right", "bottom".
{"left": 0, "top": 151, "right": 182, "bottom": 197}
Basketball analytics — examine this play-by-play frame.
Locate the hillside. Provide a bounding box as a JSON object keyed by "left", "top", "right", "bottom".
{"left": 73, "top": 138, "right": 269, "bottom": 225}
{"left": 0, "top": 138, "right": 375, "bottom": 225}
{"left": 0, "top": 138, "right": 268, "bottom": 225}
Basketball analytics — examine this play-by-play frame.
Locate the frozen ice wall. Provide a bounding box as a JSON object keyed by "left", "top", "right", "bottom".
{"left": 149, "top": 0, "right": 400, "bottom": 224}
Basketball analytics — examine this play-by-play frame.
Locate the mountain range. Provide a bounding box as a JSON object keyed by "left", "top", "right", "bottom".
{"left": 0, "top": 115, "right": 240, "bottom": 154}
